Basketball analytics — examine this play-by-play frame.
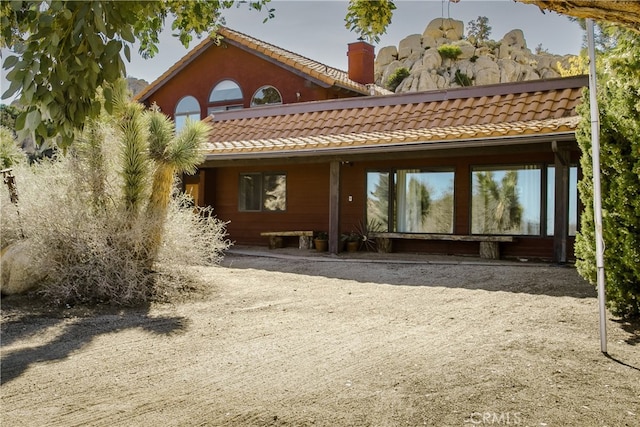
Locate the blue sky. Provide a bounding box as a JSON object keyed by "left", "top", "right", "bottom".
{"left": 1, "top": 1, "right": 585, "bottom": 102}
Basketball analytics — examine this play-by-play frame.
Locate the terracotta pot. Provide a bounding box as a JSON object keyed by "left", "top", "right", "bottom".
{"left": 314, "top": 239, "right": 328, "bottom": 252}
{"left": 346, "top": 241, "right": 359, "bottom": 252}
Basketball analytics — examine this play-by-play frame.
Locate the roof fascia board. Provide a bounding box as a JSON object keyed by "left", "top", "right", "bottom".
{"left": 211, "top": 75, "right": 589, "bottom": 121}
{"left": 222, "top": 38, "right": 333, "bottom": 89}
{"left": 203, "top": 132, "right": 576, "bottom": 162}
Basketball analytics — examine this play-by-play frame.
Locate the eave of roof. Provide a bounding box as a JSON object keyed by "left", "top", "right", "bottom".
{"left": 203, "top": 76, "right": 588, "bottom": 161}
{"left": 203, "top": 117, "right": 579, "bottom": 161}
{"left": 134, "top": 27, "right": 391, "bottom": 102}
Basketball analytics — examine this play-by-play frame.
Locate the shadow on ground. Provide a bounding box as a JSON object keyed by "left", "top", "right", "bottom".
{"left": 0, "top": 298, "right": 188, "bottom": 385}
{"left": 223, "top": 247, "right": 596, "bottom": 299}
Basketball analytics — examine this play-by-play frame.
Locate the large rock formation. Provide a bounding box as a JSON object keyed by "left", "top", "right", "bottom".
{"left": 375, "top": 18, "right": 578, "bottom": 93}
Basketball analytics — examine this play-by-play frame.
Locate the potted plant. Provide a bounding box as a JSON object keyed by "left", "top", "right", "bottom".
{"left": 342, "top": 231, "right": 361, "bottom": 252}
{"left": 314, "top": 231, "right": 328, "bottom": 252}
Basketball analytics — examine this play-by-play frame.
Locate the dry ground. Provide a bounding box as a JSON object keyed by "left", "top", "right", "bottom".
{"left": 1, "top": 247, "right": 639, "bottom": 426}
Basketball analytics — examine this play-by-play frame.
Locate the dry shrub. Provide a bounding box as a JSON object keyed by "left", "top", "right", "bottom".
{"left": 1, "top": 134, "right": 230, "bottom": 306}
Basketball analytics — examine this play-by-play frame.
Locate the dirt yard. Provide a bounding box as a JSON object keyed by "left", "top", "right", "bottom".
{"left": 1, "top": 247, "right": 639, "bottom": 426}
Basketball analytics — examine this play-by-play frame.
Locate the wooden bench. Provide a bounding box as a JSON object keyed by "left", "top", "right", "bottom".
{"left": 260, "top": 231, "right": 314, "bottom": 249}
{"left": 369, "top": 232, "right": 515, "bottom": 259}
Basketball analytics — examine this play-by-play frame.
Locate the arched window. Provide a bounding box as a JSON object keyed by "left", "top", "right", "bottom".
{"left": 208, "top": 80, "right": 244, "bottom": 114}
{"left": 209, "top": 80, "right": 243, "bottom": 103}
{"left": 251, "top": 85, "right": 282, "bottom": 107}
{"left": 174, "top": 96, "right": 200, "bottom": 130}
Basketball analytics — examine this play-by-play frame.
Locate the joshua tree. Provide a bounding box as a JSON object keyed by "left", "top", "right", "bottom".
{"left": 144, "top": 107, "right": 210, "bottom": 265}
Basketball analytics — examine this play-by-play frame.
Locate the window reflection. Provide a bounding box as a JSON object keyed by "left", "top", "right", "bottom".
{"left": 251, "top": 86, "right": 282, "bottom": 107}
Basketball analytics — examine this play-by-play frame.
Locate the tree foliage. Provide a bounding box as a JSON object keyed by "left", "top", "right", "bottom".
{"left": 574, "top": 27, "right": 640, "bottom": 318}
{"left": 0, "top": 0, "right": 272, "bottom": 148}
{"left": 0, "top": 125, "right": 26, "bottom": 168}
{"left": 345, "top": 0, "right": 396, "bottom": 44}
{"left": 467, "top": 16, "right": 491, "bottom": 45}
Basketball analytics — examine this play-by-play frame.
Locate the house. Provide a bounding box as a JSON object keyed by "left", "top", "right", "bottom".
{"left": 198, "top": 75, "right": 586, "bottom": 262}
{"left": 135, "top": 26, "right": 391, "bottom": 128}
{"left": 137, "top": 27, "right": 587, "bottom": 262}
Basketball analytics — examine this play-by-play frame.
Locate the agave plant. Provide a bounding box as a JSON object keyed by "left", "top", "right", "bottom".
{"left": 355, "top": 218, "right": 384, "bottom": 252}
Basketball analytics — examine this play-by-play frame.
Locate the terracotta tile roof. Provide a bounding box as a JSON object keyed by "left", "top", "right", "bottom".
{"left": 204, "top": 76, "right": 588, "bottom": 159}
{"left": 134, "top": 27, "right": 391, "bottom": 102}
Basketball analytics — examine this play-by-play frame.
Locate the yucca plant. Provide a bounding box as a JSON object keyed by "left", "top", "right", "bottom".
{"left": 118, "top": 101, "right": 150, "bottom": 222}
{"left": 144, "top": 109, "right": 211, "bottom": 265}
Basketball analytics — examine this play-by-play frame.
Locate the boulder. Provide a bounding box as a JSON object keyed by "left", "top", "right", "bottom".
{"left": 380, "top": 60, "right": 405, "bottom": 87}
{"left": 375, "top": 45, "right": 398, "bottom": 68}
{"left": 417, "top": 70, "right": 438, "bottom": 91}
{"left": 398, "top": 34, "right": 423, "bottom": 60}
{"left": 423, "top": 18, "right": 464, "bottom": 41}
{"left": 501, "top": 29, "right": 527, "bottom": 50}
{"left": 535, "top": 54, "right": 557, "bottom": 70}
{"left": 421, "top": 47, "right": 442, "bottom": 70}
{"left": 452, "top": 60, "right": 475, "bottom": 80}
{"left": 453, "top": 40, "right": 477, "bottom": 60}
{"left": 453, "top": 40, "right": 476, "bottom": 60}
{"left": 1, "top": 240, "right": 48, "bottom": 295}
{"left": 521, "top": 65, "right": 541, "bottom": 81}
{"left": 474, "top": 56, "right": 500, "bottom": 86}
{"left": 540, "top": 68, "right": 560, "bottom": 79}
{"left": 498, "top": 59, "right": 521, "bottom": 83}
{"left": 422, "top": 35, "right": 437, "bottom": 50}
{"left": 475, "top": 46, "right": 495, "bottom": 58}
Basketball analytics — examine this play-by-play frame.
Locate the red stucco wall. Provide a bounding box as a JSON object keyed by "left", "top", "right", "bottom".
{"left": 143, "top": 43, "right": 357, "bottom": 119}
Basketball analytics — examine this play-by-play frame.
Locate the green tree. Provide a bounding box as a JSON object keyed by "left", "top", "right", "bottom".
{"left": 467, "top": 16, "right": 491, "bottom": 45}
{"left": 574, "top": 27, "right": 640, "bottom": 318}
{"left": 345, "top": 0, "right": 396, "bottom": 44}
{"left": 0, "top": 0, "right": 272, "bottom": 148}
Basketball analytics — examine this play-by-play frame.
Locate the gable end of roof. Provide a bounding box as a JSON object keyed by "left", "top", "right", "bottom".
{"left": 134, "top": 27, "right": 390, "bottom": 103}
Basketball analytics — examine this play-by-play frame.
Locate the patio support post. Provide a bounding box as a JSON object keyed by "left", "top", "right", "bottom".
{"left": 328, "top": 160, "right": 341, "bottom": 254}
{"left": 552, "top": 141, "right": 570, "bottom": 263}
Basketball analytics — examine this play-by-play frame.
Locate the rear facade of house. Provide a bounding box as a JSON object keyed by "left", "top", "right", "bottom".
{"left": 137, "top": 28, "right": 587, "bottom": 262}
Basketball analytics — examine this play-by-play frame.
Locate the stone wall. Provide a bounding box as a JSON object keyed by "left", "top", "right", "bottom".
{"left": 375, "top": 18, "right": 577, "bottom": 93}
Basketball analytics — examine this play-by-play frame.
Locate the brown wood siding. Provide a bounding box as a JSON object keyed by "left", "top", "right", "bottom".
{"left": 339, "top": 162, "right": 366, "bottom": 233}
{"left": 202, "top": 147, "right": 580, "bottom": 260}
{"left": 211, "top": 163, "right": 331, "bottom": 246}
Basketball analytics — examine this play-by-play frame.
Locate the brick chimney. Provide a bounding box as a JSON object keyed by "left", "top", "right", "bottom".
{"left": 347, "top": 41, "right": 375, "bottom": 85}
